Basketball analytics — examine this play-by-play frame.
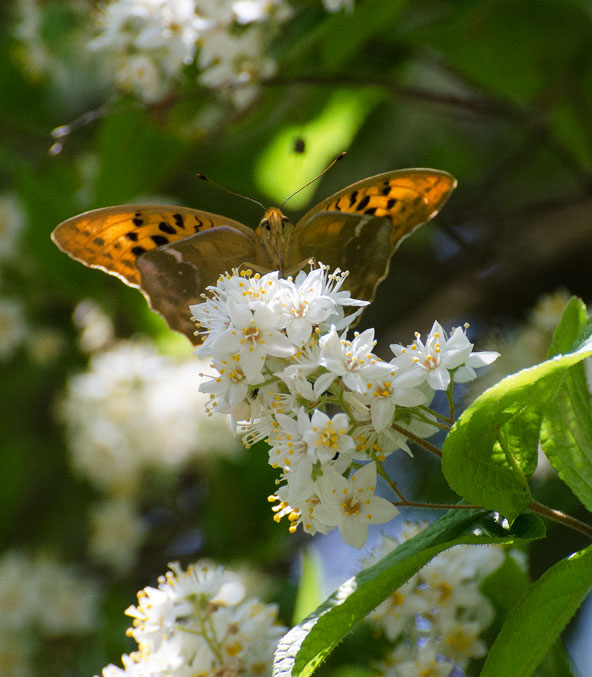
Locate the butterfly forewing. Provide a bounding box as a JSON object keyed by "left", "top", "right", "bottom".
{"left": 51, "top": 205, "right": 253, "bottom": 288}
{"left": 294, "top": 169, "right": 457, "bottom": 300}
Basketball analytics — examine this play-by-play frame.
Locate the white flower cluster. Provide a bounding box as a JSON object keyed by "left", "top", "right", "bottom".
{"left": 60, "top": 340, "right": 240, "bottom": 496}
{"left": 89, "top": 0, "right": 292, "bottom": 104}
{"left": 0, "top": 550, "right": 100, "bottom": 675}
{"left": 0, "top": 192, "right": 26, "bottom": 262}
{"left": 100, "top": 560, "right": 285, "bottom": 676}
{"left": 364, "top": 524, "right": 504, "bottom": 676}
{"left": 0, "top": 297, "right": 27, "bottom": 360}
{"left": 322, "top": 0, "right": 355, "bottom": 11}
{"left": 60, "top": 339, "right": 242, "bottom": 572}
{"left": 193, "top": 267, "right": 498, "bottom": 549}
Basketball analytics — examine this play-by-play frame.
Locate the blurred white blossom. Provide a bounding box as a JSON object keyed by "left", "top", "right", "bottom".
{"left": 89, "top": 497, "right": 146, "bottom": 573}
{"left": 60, "top": 340, "right": 241, "bottom": 496}
{"left": 89, "top": 0, "right": 291, "bottom": 104}
{"left": 0, "top": 298, "right": 27, "bottom": 360}
{"left": 323, "top": 0, "right": 355, "bottom": 11}
{"left": 0, "top": 550, "right": 100, "bottom": 638}
{"left": 365, "top": 523, "right": 504, "bottom": 675}
{"left": 0, "top": 192, "right": 26, "bottom": 261}
{"left": 99, "top": 560, "right": 285, "bottom": 676}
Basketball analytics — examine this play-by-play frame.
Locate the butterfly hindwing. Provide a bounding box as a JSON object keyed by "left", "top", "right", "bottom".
{"left": 51, "top": 205, "right": 253, "bottom": 288}
{"left": 136, "top": 226, "right": 267, "bottom": 343}
{"left": 292, "top": 212, "right": 396, "bottom": 301}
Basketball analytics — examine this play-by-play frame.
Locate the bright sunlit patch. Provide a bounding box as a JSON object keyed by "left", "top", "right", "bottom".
{"left": 255, "top": 89, "right": 382, "bottom": 208}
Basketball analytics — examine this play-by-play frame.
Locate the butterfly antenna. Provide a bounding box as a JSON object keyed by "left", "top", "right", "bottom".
{"left": 196, "top": 173, "right": 266, "bottom": 211}
{"left": 281, "top": 152, "right": 346, "bottom": 209}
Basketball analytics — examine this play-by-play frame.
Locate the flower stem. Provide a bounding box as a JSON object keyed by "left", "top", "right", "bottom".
{"left": 527, "top": 500, "right": 592, "bottom": 539}
{"left": 390, "top": 422, "right": 442, "bottom": 457}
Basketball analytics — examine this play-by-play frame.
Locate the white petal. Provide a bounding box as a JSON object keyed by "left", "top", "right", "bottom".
{"left": 427, "top": 367, "right": 451, "bottom": 390}
{"left": 371, "top": 398, "right": 396, "bottom": 432}
{"left": 364, "top": 495, "right": 399, "bottom": 523}
{"left": 340, "top": 518, "right": 369, "bottom": 549}
{"left": 392, "top": 386, "right": 428, "bottom": 406}
{"left": 466, "top": 350, "right": 500, "bottom": 367}
{"left": 263, "top": 330, "right": 297, "bottom": 357}
{"left": 453, "top": 365, "right": 477, "bottom": 383}
{"left": 286, "top": 317, "right": 312, "bottom": 346}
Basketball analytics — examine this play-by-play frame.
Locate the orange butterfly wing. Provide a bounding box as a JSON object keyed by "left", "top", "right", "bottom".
{"left": 51, "top": 205, "right": 254, "bottom": 288}
{"left": 294, "top": 169, "right": 457, "bottom": 301}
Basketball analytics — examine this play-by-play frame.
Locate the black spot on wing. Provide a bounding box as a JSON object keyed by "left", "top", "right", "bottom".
{"left": 173, "top": 213, "right": 185, "bottom": 229}
{"left": 131, "top": 246, "right": 146, "bottom": 257}
{"left": 151, "top": 235, "right": 169, "bottom": 246}
{"left": 349, "top": 190, "right": 358, "bottom": 205}
{"left": 159, "top": 221, "right": 176, "bottom": 235}
{"left": 357, "top": 195, "right": 370, "bottom": 210}
{"left": 93, "top": 237, "right": 105, "bottom": 246}
{"left": 126, "top": 232, "right": 139, "bottom": 242}
{"left": 386, "top": 198, "right": 397, "bottom": 209}
{"left": 132, "top": 218, "right": 143, "bottom": 227}
{"left": 364, "top": 207, "right": 377, "bottom": 216}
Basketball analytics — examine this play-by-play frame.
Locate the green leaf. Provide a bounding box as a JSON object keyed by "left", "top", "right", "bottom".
{"left": 541, "top": 298, "right": 592, "bottom": 510}
{"left": 442, "top": 316, "right": 592, "bottom": 521}
{"left": 547, "top": 297, "right": 589, "bottom": 358}
{"left": 481, "top": 555, "right": 575, "bottom": 677}
{"left": 482, "top": 544, "right": 592, "bottom": 677}
{"left": 273, "top": 510, "right": 544, "bottom": 677}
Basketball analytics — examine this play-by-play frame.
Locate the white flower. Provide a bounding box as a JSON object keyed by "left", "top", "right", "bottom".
{"left": 34, "top": 555, "right": 100, "bottom": 637}
{"left": 390, "top": 321, "right": 499, "bottom": 390}
{"left": 380, "top": 643, "right": 455, "bottom": 677}
{"left": 233, "top": 0, "right": 292, "bottom": 24}
{"left": 61, "top": 342, "right": 239, "bottom": 495}
{"left": 0, "top": 551, "right": 38, "bottom": 630}
{"left": 323, "top": 0, "right": 355, "bottom": 12}
{"left": 363, "top": 527, "right": 504, "bottom": 673}
{"left": 89, "top": 497, "right": 145, "bottom": 574}
{"left": 270, "top": 408, "right": 353, "bottom": 466}
{"left": 271, "top": 478, "right": 336, "bottom": 537}
{"left": 199, "top": 353, "right": 250, "bottom": 417}
{"left": 276, "top": 268, "right": 346, "bottom": 345}
{"left": 366, "top": 367, "right": 427, "bottom": 432}
{"left": 317, "top": 463, "right": 398, "bottom": 548}
{"left": 0, "top": 193, "right": 26, "bottom": 261}
{"left": 101, "top": 560, "right": 285, "bottom": 676}
{"left": 437, "top": 619, "right": 488, "bottom": 665}
{"left": 115, "top": 53, "right": 168, "bottom": 102}
{"left": 0, "top": 298, "right": 27, "bottom": 360}
{"left": 212, "top": 299, "right": 295, "bottom": 382}
{"left": 319, "top": 326, "right": 391, "bottom": 393}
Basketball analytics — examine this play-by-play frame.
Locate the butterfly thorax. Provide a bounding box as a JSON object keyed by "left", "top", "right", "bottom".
{"left": 256, "top": 207, "right": 294, "bottom": 275}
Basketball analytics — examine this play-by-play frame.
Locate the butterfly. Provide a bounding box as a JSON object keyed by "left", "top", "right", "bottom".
{"left": 52, "top": 168, "right": 456, "bottom": 344}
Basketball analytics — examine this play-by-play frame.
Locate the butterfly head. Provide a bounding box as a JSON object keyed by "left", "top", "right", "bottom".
{"left": 256, "top": 207, "right": 293, "bottom": 274}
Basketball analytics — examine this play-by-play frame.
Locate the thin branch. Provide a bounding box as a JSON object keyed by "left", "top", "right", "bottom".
{"left": 527, "top": 500, "right": 592, "bottom": 539}
{"left": 393, "top": 500, "right": 483, "bottom": 510}
{"left": 390, "top": 421, "right": 442, "bottom": 457}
